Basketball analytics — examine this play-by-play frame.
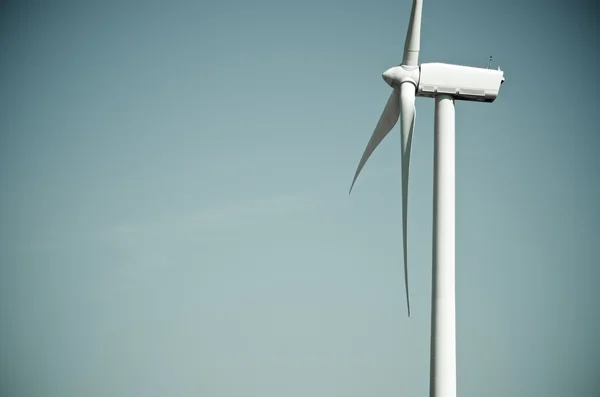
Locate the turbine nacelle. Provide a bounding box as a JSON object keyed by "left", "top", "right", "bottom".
{"left": 383, "top": 63, "right": 506, "bottom": 103}
{"left": 417, "top": 63, "right": 505, "bottom": 102}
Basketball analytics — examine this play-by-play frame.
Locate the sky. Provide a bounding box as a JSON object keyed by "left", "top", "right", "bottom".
{"left": 0, "top": 0, "right": 598, "bottom": 396}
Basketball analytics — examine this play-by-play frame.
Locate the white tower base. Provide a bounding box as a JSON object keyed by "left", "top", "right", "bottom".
{"left": 430, "top": 94, "right": 456, "bottom": 397}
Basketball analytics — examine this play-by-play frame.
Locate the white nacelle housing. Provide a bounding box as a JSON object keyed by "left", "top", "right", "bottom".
{"left": 417, "top": 63, "right": 505, "bottom": 102}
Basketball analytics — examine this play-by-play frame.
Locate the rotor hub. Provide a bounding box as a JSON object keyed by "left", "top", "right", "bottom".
{"left": 382, "top": 65, "right": 420, "bottom": 89}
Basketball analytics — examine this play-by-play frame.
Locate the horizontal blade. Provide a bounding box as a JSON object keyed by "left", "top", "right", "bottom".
{"left": 349, "top": 90, "right": 400, "bottom": 194}
{"left": 399, "top": 82, "right": 416, "bottom": 317}
{"left": 402, "top": 0, "right": 423, "bottom": 66}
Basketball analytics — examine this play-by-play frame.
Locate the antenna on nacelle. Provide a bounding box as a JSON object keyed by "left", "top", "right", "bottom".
{"left": 487, "top": 55, "right": 492, "bottom": 69}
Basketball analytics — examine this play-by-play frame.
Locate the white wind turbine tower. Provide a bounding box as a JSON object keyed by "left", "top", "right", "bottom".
{"left": 348, "top": 1, "right": 505, "bottom": 396}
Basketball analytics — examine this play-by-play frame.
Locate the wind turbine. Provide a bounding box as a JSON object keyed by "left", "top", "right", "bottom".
{"left": 348, "top": 1, "right": 505, "bottom": 396}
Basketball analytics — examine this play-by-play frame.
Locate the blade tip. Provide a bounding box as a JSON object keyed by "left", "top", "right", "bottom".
{"left": 348, "top": 179, "right": 357, "bottom": 195}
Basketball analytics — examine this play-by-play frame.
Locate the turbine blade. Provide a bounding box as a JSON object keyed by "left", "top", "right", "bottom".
{"left": 349, "top": 90, "right": 400, "bottom": 194}
{"left": 399, "top": 82, "right": 416, "bottom": 317}
{"left": 402, "top": 0, "right": 423, "bottom": 66}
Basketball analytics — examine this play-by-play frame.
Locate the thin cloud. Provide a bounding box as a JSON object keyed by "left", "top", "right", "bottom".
{"left": 103, "top": 192, "right": 323, "bottom": 275}
{"left": 112, "top": 191, "right": 318, "bottom": 241}
{"left": 188, "top": 193, "right": 316, "bottom": 227}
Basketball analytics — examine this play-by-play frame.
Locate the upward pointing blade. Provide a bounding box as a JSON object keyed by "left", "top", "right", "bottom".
{"left": 349, "top": 90, "right": 400, "bottom": 194}
{"left": 402, "top": 0, "right": 423, "bottom": 66}
{"left": 399, "top": 82, "right": 416, "bottom": 317}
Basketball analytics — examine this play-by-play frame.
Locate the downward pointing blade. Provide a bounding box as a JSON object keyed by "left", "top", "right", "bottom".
{"left": 349, "top": 90, "right": 400, "bottom": 194}
{"left": 399, "top": 82, "right": 416, "bottom": 317}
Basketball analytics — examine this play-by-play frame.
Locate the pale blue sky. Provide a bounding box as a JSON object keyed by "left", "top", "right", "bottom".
{"left": 1, "top": 1, "right": 598, "bottom": 396}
